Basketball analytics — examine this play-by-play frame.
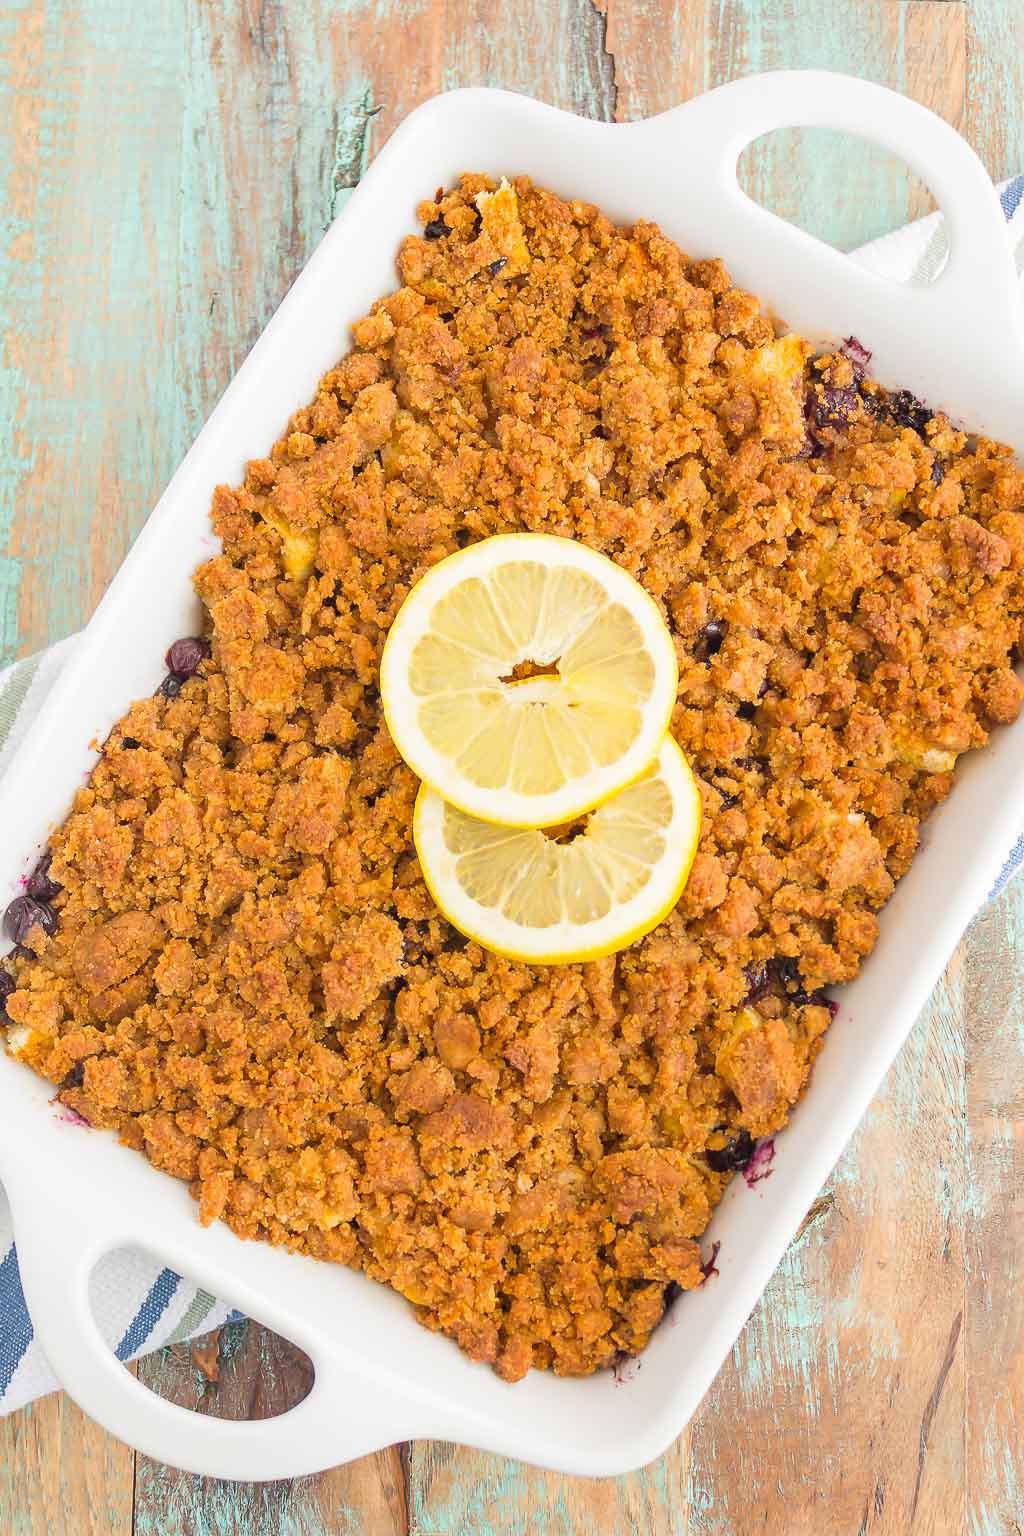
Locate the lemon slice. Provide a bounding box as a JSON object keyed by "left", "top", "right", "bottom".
{"left": 381, "top": 534, "right": 678, "bottom": 827}
{"left": 413, "top": 736, "right": 701, "bottom": 964}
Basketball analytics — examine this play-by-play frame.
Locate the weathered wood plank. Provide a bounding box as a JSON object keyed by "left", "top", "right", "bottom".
{"left": 607, "top": 0, "right": 963, "bottom": 249}
{"left": 446, "top": 0, "right": 615, "bottom": 120}
{"left": 0, "top": 0, "right": 190, "bottom": 663}
{"left": 963, "top": 884, "right": 1024, "bottom": 1534}
{"left": 902, "top": 1, "right": 966, "bottom": 221}
{"left": 412, "top": 7, "right": 974, "bottom": 1535}
{"left": 723, "top": 0, "right": 965, "bottom": 252}
{"left": 408, "top": 1438, "right": 690, "bottom": 1536}
{"left": 0, "top": 1382, "right": 135, "bottom": 1535}
{"left": 602, "top": 0, "right": 706, "bottom": 119}
{"left": 134, "top": 1321, "right": 407, "bottom": 1536}
{"left": 0, "top": 0, "right": 443, "bottom": 1527}
{"left": 685, "top": 960, "right": 967, "bottom": 1534}
{"left": 671, "top": 7, "right": 972, "bottom": 1532}
{"left": 964, "top": 0, "right": 1024, "bottom": 187}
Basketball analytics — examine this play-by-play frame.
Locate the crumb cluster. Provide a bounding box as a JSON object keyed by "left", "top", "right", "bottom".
{"left": 6, "top": 175, "right": 1024, "bottom": 1380}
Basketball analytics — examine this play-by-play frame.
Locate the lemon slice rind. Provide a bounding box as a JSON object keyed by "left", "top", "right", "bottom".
{"left": 413, "top": 736, "right": 701, "bottom": 964}
{"left": 381, "top": 533, "right": 679, "bottom": 828}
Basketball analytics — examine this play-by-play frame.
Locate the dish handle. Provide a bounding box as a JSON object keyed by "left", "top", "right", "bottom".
{"left": 663, "top": 69, "right": 1022, "bottom": 355}
{"left": 10, "top": 1185, "right": 415, "bottom": 1480}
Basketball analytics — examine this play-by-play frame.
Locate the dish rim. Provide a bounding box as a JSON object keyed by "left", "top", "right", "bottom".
{"left": 0, "top": 72, "right": 1021, "bottom": 1480}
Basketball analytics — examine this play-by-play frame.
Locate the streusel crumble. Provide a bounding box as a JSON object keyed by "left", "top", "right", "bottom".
{"left": 5, "top": 176, "right": 1024, "bottom": 1381}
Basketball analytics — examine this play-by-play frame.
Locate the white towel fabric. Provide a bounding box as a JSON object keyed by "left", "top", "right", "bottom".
{"left": 2, "top": 180, "right": 1023, "bottom": 1414}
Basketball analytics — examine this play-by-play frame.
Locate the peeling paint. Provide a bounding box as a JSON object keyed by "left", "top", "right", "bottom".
{"left": 330, "top": 86, "right": 383, "bottom": 221}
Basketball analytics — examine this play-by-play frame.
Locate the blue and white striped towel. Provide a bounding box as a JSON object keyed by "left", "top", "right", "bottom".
{"left": 2, "top": 181, "right": 1024, "bottom": 1415}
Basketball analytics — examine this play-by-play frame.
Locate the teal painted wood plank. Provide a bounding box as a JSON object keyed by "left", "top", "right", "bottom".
{"left": 445, "top": 0, "right": 615, "bottom": 117}
{"left": 608, "top": 1, "right": 966, "bottom": 248}
{"left": 126, "top": 1, "right": 443, "bottom": 1531}
{"left": 133, "top": 1320, "right": 406, "bottom": 1536}
{"left": 0, "top": 0, "right": 189, "bottom": 664}
{"left": 0, "top": 0, "right": 432, "bottom": 669}
{"left": 712, "top": 0, "right": 964, "bottom": 250}
{"left": 0, "top": 1386, "right": 134, "bottom": 1535}
{"left": 963, "top": 881, "right": 1024, "bottom": 1535}
{"left": 709, "top": 0, "right": 917, "bottom": 249}
{"left": 685, "top": 949, "right": 968, "bottom": 1531}
{"left": 408, "top": 1438, "right": 689, "bottom": 1536}
{"left": 965, "top": 0, "right": 1024, "bottom": 185}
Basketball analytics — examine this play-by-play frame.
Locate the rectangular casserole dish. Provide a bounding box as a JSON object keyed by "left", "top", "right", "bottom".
{"left": 0, "top": 70, "right": 1022, "bottom": 1481}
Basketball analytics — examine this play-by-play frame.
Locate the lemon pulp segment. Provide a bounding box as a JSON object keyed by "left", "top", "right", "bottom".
{"left": 381, "top": 534, "right": 678, "bottom": 827}
{"left": 413, "top": 736, "right": 701, "bottom": 964}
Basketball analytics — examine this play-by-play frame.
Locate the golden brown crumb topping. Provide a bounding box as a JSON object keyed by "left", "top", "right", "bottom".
{"left": 6, "top": 175, "right": 1024, "bottom": 1381}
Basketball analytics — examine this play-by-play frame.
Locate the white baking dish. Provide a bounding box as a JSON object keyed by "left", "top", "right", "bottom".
{"left": 0, "top": 71, "right": 1022, "bottom": 1481}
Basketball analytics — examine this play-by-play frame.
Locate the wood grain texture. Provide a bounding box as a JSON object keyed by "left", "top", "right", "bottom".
{"left": 964, "top": 0, "right": 1024, "bottom": 188}
{"left": 407, "top": 1438, "right": 691, "bottom": 1535}
{"left": 0, "top": 1382, "right": 134, "bottom": 1535}
{"left": 0, "top": 1, "right": 1021, "bottom": 1532}
{"left": 134, "top": 1321, "right": 408, "bottom": 1536}
{"left": 963, "top": 883, "right": 1024, "bottom": 1536}
{"left": 685, "top": 962, "right": 968, "bottom": 1534}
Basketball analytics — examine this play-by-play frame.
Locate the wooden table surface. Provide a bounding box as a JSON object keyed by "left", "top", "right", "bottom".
{"left": 1, "top": 2, "right": 1023, "bottom": 1531}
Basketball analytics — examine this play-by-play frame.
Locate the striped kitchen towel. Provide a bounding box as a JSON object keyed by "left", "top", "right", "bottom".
{"left": 1, "top": 179, "right": 1023, "bottom": 1416}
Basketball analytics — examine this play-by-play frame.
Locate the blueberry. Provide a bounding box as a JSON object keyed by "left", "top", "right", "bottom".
{"left": 711, "top": 769, "right": 739, "bottom": 809}
{"left": 841, "top": 336, "right": 872, "bottom": 378}
{"left": 796, "top": 431, "right": 829, "bottom": 461}
{"left": 60, "top": 1061, "right": 85, "bottom": 1091}
{"left": 931, "top": 458, "right": 945, "bottom": 486}
{"left": 736, "top": 700, "right": 757, "bottom": 721}
{"left": 744, "top": 1138, "right": 776, "bottom": 1186}
{"left": 871, "top": 387, "right": 932, "bottom": 435}
{"left": 775, "top": 956, "right": 801, "bottom": 990}
{"left": 706, "top": 1130, "right": 755, "bottom": 1173}
{"left": 489, "top": 257, "right": 508, "bottom": 277}
{"left": 423, "top": 217, "right": 451, "bottom": 241}
{"left": 888, "top": 389, "right": 932, "bottom": 433}
{"left": 791, "top": 986, "right": 839, "bottom": 1019}
{"left": 744, "top": 955, "right": 801, "bottom": 1004}
{"left": 164, "top": 637, "right": 210, "bottom": 679}
{"left": 4, "top": 895, "right": 57, "bottom": 946}
{"left": 808, "top": 383, "right": 860, "bottom": 434}
{"left": 159, "top": 674, "right": 183, "bottom": 699}
{"left": 699, "top": 1240, "right": 722, "bottom": 1282}
{"left": 26, "top": 852, "right": 61, "bottom": 902}
{"left": 743, "top": 960, "right": 772, "bottom": 1003}
{"left": 0, "top": 969, "right": 15, "bottom": 1020}
{"left": 121, "top": 736, "right": 141, "bottom": 750}
{"left": 694, "top": 619, "right": 727, "bottom": 661}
